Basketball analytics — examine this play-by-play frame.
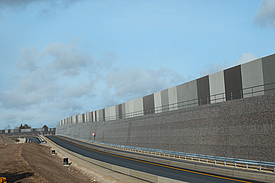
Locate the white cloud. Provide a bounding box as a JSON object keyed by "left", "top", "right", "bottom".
{"left": 233, "top": 53, "right": 259, "bottom": 66}
{"left": 105, "top": 67, "right": 184, "bottom": 104}
{"left": 1, "top": 113, "right": 35, "bottom": 125}
{"left": 200, "top": 60, "right": 231, "bottom": 76}
{"left": 63, "top": 81, "right": 95, "bottom": 98}
{"left": 200, "top": 53, "right": 259, "bottom": 76}
{"left": 0, "top": 41, "right": 96, "bottom": 111}
{"left": 0, "top": 0, "right": 82, "bottom": 11}
{"left": 40, "top": 42, "right": 93, "bottom": 76}
{"left": 16, "top": 46, "right": 40, "bottom": 72}
{"left": 254, "top": 0, "right": 275, "bottom": 27}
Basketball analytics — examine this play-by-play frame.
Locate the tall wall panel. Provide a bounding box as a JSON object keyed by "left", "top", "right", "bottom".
{"left": 209, "top": 71, "right": 225, "bottom": 103}
{"left": 118, "top": 104, "right": 122, "bottom": 119}
{"left": 143, "top": 94, "right": 155, "bottom": 115}
{"left": 224, "top": 65, "right": 243, "bottom": 100}
{"left": 154, "top": 91, "right": 162, "bottom": 113}
{"left": 124, "top": 101, "right": 131, "bottom": 118}
{"left": 97, "top": 109, "right": 105, "bottom": 121}
{"left": 133, "top": 98, "right": 143, "bottom": 117}
{"left": 105, "top": 106, "right": 116, "bottom": 121}
{"left": 168, "top": 86, "right": 178, "bottom": 111}
{"left": 77, "top": 114, "right": 83, "bottom": 123}
{"left": 241, "top": 59, "right": 264, "bottom": 98}
{"left": 90, "top": 112, "right": 93, "bottom": 122}
{"left": 161, "top": 89, "right": 169, "bottom": 112}
{"left": 197, "top": 76, "right": 210, "bottom": 105}
{"left": 93, "top": 111, "right": 97, "bottom": 122}
{"left": 121, "top": 103, "right": 126, "bottom": 118}
{"left": 58, "top": 53, "right": 275, "bottom": 126}
{"left": 72, "top": 116, "right": 77, "bottom": 123}
{"left": 176, "top": 80, "right": 198, "bottom": 108}
{"left": 262, "top": 54, "right": 275, "bottom": 95}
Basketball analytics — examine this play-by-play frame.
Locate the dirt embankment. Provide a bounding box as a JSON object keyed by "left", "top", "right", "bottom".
{"left": 0, "top": 135, "right": 95, "bottom": 182}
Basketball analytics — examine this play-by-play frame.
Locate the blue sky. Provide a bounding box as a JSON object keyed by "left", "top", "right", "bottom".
{"left": 0, "top": 0, "right": 275, "bottom": 129}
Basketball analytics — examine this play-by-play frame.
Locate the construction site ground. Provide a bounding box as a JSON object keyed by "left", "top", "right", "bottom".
{"left": 0, "top": 135, "right": 145, "bottom": 183}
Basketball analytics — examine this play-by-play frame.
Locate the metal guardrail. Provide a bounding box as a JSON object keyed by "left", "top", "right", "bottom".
{"left": 45, "top": 136, "right": 185, "bottom": 183}
{"left": 63, "top": 135, "right": 275, "bottom": 174}
{"left": 46, "top": 135, "right": 275, "bottom": 182}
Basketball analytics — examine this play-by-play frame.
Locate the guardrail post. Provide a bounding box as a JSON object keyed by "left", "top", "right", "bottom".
{"left": 235, "top": 163, "right": 236, "bottom": 167}
{"left": 224, "top": 161, "right": 226, "bottom": 166}
{"left": 63, "top": 158, "right": 69, "bottom": 166}
{"left": 246, "top": 164, "right": 248, "bottom": 169}
{"left": 259, "top": 165, "right": 261, "bottom": 171}
{"left": 215, "top": 160, "right": 216, "bottom": 165}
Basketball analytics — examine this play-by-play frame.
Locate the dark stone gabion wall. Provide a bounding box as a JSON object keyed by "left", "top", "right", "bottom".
{"left": 57, "top": 93, "right": 275, "bottom": 162}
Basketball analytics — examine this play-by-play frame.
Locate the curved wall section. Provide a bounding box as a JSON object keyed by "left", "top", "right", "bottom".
{"left": 57, "top": 53, "right": 275, "bottom": 161}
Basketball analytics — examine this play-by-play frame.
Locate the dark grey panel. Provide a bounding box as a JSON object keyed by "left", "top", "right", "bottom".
{"left": 115, "top": 105, "right": 120, "bottom": 119}
{"left": 102, "top": 109, "right": 105, "bottom": 121}
{"left": 197, "top": 76, "right": 210, "bottom": 105}
{"left": 95, "top": 111, "right": 97, "bottom": 122}
{"left": 161, "top": 89, "right": 169, "bottom": 112}
{"left": 143, "top": 94, "right": 155, "bottom": 115}
{"left": 262, "top": 54, "right": 275, "bottom": 95}
{"left": 224, "top": 65, "right": 243, "bottom": 100}
{"left": 122, "top": 103, "right": 126, "bottom": 118}
{"left": 82, "top": 114, "right": 85, "bottom": 123}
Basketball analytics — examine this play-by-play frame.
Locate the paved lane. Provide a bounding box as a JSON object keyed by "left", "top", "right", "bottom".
{"left": 47, "top": 135, "right": 260, "bottom": 183}
{"left": 26, "top": 137, "right": 40, "bottom": 144}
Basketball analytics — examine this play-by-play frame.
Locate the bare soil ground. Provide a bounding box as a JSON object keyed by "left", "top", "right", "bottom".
{"left": 0, "top": 135, "right": 146, "bottom": 183}
{"left": 0, "top": 135, "right": 93, "bottom": 183}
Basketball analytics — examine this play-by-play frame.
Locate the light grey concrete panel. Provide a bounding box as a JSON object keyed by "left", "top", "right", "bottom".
{"left": 91, "top": 112, "right": 94, "bottom": 122}
{"left": 168, "top": 86, "right": 178, "bottom": 111}
{"left": 72, "top": 115, "right": 77, "bottom": 123}
{"left": 161, "top": 89, "right": 169, "bottom": 112}
{"left": 77, "top": 114, "right": 83, "bottom": 123}
{"left": 154, "top": 91, "right": 162, "bottom": 113}
{"left": 133, "top": 98, "right": 143, "bottom": 117}
{"left": 262, "top": 53, "right": 275, "bottom": 95}
{"left": 176, "top": 80, "right": 198, "bottom": 108}
{"left": 124, "top": 101, "right": 131, "bottom": 118}
{"left": 97, "top": 109, "right": 104, "bottom": 121}
{"left": 241, "top": 58, "right": 264, "bottom": 98}
{"left": 105, "top": 106, "right": 116, "bottom": 121}
{"left": 209, "top": 71, "right": 226, "bottom": 103}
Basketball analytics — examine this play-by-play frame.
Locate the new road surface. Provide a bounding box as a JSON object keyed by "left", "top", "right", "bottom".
{"left": 46, "top": 135, "right": 261, "bottom": 183}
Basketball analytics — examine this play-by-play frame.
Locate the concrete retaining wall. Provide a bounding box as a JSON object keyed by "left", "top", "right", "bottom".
{"left": 57, "top": 93, "right": 275, "bottom": 162}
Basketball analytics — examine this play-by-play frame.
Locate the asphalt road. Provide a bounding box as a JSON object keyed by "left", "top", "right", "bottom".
{"left": 26, "top": 137, "right": 40, "bottom": 144}
{"left": 47, "top": 135, "right": 260, "bottom": 183}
